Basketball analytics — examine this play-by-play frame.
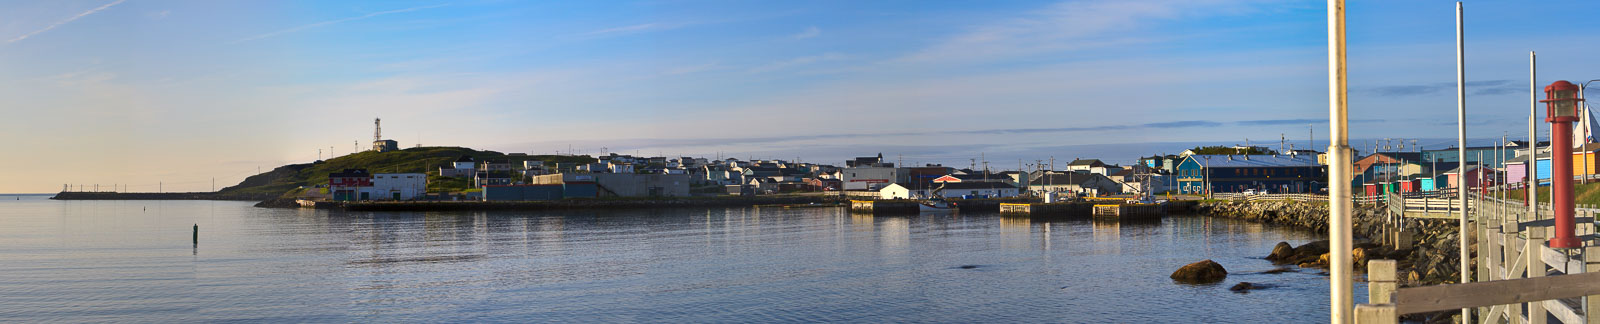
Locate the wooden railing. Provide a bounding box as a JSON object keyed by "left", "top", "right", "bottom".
{"left": 1355, "top": 189, "right": 1600, "bottom": 324}
{"left": 1212, "top": 192, "right": 1329, "bottom": 203}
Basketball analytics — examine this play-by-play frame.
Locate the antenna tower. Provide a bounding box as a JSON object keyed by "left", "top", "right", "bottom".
{"left": 374, "top": 118, "right": 382, "bottom": 143}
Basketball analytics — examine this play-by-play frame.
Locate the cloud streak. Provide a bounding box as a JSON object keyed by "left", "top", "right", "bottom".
{"left": 792, "top": 26, "right": 820, "bottom": 39}
{"left": 7, "top": 0, "right": 126, "bottom": 44}
{"left": 1363, "top": 80, "right": 1520, "bottom": 97}
{"left": 517, "top": 119, "right": 1317, "bottom": 151}
{"left": 230, "top": 3, "right": 450, "bottom": 44}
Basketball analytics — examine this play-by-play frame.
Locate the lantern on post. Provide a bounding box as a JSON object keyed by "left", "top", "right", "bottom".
{"left": 1543, "top": 80, "right": 1584, "bottom": 248}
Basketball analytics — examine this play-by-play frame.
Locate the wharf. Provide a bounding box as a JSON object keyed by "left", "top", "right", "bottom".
{"left": 1001, "top": 200, "right": 1171, "bottom": 220}
{"left": 850, "top": 200, "right": 920, "bottom": 214}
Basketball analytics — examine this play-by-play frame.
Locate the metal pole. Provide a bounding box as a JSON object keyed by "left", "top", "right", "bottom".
{"left": 1327, "top": 1, "right": 1354, "bottom": 322}
{"left": 1531, "top": 51, "right": 1539, "bottom": 218}
{"left": 1454, "top": 3, "right": 1470, "bottom": 322}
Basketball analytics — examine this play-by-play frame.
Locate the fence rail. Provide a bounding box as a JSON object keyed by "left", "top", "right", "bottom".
{"left": 1355, "top": 188, "right": 1600, "bottom": 324}
{"left": 1212, "top": 192, "right": 1328, "bottom": 203}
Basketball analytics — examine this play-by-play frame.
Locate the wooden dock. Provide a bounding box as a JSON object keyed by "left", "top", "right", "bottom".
{"left": 849, "top": 200, "right": 920, "bottom": 214}
{"left": 1001, "top": 201, "right": 1167, "bottom": 220}
{"left": 1092, "top": 203, "right": 1163, "bottom": 220}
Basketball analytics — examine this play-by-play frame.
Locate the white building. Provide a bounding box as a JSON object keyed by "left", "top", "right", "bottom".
{"left": 440, "top": 156, "right": 477, "bottom": 178}
{"left": 879, "top": 182, "right": 1019, "bottom": 199}
{"left": 841, "top": 166, "right": 907, "bottom": 191}
{"left": 364, "top": 173, "right": 427, "bottom": 200}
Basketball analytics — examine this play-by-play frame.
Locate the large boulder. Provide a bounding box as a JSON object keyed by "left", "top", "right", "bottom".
{"left": 1171, "top": 259, "right": 1228, "bottom": 284}
{"left": 1266, "top": 242, "right": 1295, "bottom": 262}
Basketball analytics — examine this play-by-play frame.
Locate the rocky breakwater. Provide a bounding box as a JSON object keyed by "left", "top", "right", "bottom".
{"left": 1197, "top": 200, "right": 1462, "bottom": 287}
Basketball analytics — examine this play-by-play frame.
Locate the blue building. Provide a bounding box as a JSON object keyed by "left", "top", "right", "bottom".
{"left": 1175, "top": 154, "right": 1328, "bottom": 194}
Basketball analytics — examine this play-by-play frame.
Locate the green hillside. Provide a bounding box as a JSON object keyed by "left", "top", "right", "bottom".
{"left": 218, "top": 146, "right": 595, "bottom": 197}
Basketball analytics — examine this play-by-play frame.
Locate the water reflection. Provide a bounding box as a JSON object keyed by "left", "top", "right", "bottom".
{"left": 0, "top": 199, "right": 1351, "bottom": 323}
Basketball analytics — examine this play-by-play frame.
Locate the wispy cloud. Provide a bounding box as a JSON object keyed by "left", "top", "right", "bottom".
{"left": 7, "top": 0, "right": 126, "bottom": 44}
{"left": 749, "top": 52, "right": 847, "bottom": 73}
{"left": 897, "top": 0, "right": 1265, "bottom": 64}
{"left": 230, "top": 3, "right": 450, "bottom": 44}
{"left": 1363, "top": 80, "right": 1520, "bottom": 97}
{"left": 663, "top": 62, "right": 723, "bottom": 76}
{"left": 792, "top": 26, "right": 820, "bottom": 39}
{"left": 582, "top": 23, "right": 663, "bottom": 37}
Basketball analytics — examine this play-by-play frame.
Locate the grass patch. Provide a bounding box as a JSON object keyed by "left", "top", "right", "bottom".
{"left": 218, "top": 146, "right": 595, "bottom": 197}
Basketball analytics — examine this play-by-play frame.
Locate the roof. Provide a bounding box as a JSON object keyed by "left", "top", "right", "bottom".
{"left": 329, "top": 169, "right": 370, "bottom": 178}
{"left": 1027, "top": 172, "right": 1107, "bottom": 186}
{"left": 1370, "top": 152, "right": 1422, "bottom": 162}
{"left": 1506, "top": 152, "right": 1552, "bottom": 164}
{"left": 1067, "top": 159, "right": 1104, "bottom": 166}
{"left": 1186, "top": 154, "right": 1320, "bottom": 168}
{"left": 455, "top": 156, "right": 475, "bottom": 162}
{"left": 937, "top": 182, "right": 1018, "bottom": 190}
{"left": 1442, "top": 164, "right": 1493, "bottom": 174}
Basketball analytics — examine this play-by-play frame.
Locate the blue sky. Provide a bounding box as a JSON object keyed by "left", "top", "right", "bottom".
{"left": 4, "top": 0, "right": 1600, "bottom": 193}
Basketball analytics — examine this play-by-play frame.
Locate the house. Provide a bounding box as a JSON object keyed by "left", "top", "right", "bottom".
{"left": 1066, "top": 159, "right": 1105, "bottom": 172}
{"left": 474, "top": 170, "right": 515, "bottom": 186}
{"left": 439, "top": 156, "right": 476, "bottom": 178}
{"left": 846, "top": 153, "right": 893, "bottom": 167}
{"left": 1026, "top": 171, "right": 1120, "bottom": 197}
{"left": 1109, "top": 167, "right": 1167, "bottom": 194}
{"left": 1174, "top": 154, "right": 1327, "bottom": 194}
{"left": 803, "top": 178, "right": 841, "bottom": 191}
{"left": 521, "top": 161, "right": 549, "bottom": 178}
{"left": 935, "top": 182, "right": 1019, "bottom": 198}
{"left": 841, "top": 166, "right": 906, "bottom": 191}
{"left": 1140, "top": 155, "right": 1181, "bottom": 174}
{"left": 1505, "top": 153, "right": 1553, "bottom": 185}
{"left": 531, "top": 173, "right": 690, "bottom": 197}
{"left": 1423, "top": 146, "right": 1513, "bottom": 167}
{"left": 1354, "top": 152, "right": 1423, "bottom": 181}
{"left": 879, "top": 182, "right": 1018, "bottom": 199}
{"left": 329, "top": 169, "right": 373, "bottom": 201}
{"left": 1443, "top": 164, "right": 1496, "bottom": 189}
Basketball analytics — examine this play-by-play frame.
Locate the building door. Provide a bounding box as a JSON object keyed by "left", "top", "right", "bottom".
{"left": 360, "top": 192, "right": 369, "bottom": 200}
{"left": 393, "top": 192, "right": 402, "bottom": 200}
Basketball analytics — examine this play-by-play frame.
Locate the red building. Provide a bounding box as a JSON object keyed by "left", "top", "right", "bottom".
{"left": 329, "top": 169, "right": 373, "bottom": 201}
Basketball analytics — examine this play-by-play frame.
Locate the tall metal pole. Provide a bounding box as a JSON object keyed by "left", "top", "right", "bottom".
{"left": 1530, "top": 52, "right": 1539, "bottom": 217}
{"left": 1326, "top": 1, "right": 1354, "bottom": 322}
{"left": 1453, "top": 4, "right": 1471, "bottom": 322}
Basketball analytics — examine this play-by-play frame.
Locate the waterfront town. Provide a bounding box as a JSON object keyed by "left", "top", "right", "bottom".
{"left": 300, "top": 118, "right": 1574, "bottom": 204}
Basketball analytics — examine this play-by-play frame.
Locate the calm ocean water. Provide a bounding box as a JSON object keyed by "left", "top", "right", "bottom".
{"left": 0, "top": 195, "right": 1362, "bottom": 322}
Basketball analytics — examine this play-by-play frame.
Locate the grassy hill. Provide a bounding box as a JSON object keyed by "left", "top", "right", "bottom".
{"left": 218, "top": 146, "right": 595, "bottom": 197}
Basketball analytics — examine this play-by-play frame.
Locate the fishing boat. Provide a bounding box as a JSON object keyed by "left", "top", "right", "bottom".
{"left": 918, "top": 196, "right": 957, "bottom": 212}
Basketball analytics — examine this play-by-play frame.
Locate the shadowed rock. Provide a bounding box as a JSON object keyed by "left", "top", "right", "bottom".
{"left": 1171, "top": 259, "right": 1228, "bottom": 284}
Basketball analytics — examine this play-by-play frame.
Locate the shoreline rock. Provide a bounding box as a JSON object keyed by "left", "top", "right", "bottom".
{"left": 1198, "top": 200, "right": 1461, "bottom": 287}
{"left": 1171, "top": 259, "right": 1228, "bottom": 284}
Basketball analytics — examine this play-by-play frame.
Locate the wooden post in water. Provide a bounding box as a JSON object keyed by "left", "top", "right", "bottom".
{"left": 192, "top": 224, "right": 198, "bottom": 245}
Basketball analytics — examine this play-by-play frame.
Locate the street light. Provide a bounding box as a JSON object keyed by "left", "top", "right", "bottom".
{"left": 1543, "top": 80, "right": 1583, "bottom": 248}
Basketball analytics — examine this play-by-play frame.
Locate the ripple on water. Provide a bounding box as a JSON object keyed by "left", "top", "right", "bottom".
{"left": 0, "top": 200, "right": 1357, "bottom": 322}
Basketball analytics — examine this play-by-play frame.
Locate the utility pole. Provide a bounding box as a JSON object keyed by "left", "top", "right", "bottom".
{"left": 1326, "top": 0, "right": 1355, "bottom": 322}
{"left": 1453, "top": 3, "right": 1471, "bottom": 321}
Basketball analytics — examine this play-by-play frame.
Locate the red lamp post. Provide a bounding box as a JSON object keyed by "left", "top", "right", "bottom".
{"left": 1544, "top": 80, "right": 1584, "bottom": 248}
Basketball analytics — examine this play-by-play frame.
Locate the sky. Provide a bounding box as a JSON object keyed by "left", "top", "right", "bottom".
{"left": 4, "top": 0, "right": 1600, "bottom": 193}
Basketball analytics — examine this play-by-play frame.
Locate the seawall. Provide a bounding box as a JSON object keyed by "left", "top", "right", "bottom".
{"left": 50, "top": 192, "right": 277, "bottom": 201}
{"left": 1197, "top": 200, "right": 1463, "bottom": 287}
{"left": 340, "top": 196, "right": 840, "bottom": 211}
